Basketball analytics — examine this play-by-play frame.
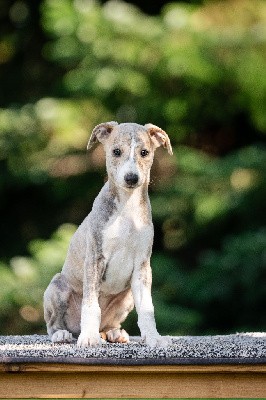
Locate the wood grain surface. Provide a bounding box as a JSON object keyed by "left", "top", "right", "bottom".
{"left": 0, "top": 363, "right": 265, "bottom": 398}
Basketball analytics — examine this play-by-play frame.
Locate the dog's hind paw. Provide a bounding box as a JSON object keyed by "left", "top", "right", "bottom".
{"left": 106, "top": 328, "right": 130, "bottom": 343}
{"left": 51, "top": 330, "right": 73, "bottom": 343}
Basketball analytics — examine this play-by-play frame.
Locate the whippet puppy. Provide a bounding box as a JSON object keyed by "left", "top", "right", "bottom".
{"left": 44, "top": 122, "right": 173, "bottom": 347}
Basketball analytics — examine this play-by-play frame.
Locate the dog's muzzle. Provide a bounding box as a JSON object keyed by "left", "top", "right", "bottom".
{"left": 124, "top": 173, "right": 139, "bottom": 188}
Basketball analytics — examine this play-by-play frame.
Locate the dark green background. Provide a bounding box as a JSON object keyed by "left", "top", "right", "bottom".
{"left": 0, "top": 0, "right": 265, "bottom": 336}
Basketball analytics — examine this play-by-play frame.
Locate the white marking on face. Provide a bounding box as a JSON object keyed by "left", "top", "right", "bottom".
{"left": 116, "top": 136, "right": 141, "bottom": 189}
{"left": 129, "top": 136, "right": 136, "bottom": 161}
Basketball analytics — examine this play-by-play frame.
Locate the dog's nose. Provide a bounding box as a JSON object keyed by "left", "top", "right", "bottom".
{"left": 124, "top": 173, "right": 139, "bottom": 186}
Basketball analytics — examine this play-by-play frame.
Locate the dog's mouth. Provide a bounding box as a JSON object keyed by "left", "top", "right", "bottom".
{"left": 123, "top": 183, "right": 138, "bottom": 191}
{"left": 125, "top": 183, "right": 137, "bottom": 189}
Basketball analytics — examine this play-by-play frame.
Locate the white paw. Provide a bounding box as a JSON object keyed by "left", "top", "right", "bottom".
{"left": 143, "top": 334, "right": 172, "bottom": 348}
{"left": 106, "top": 328, "right": 130, "bottom": 343}
{"left": 77, "top": 331, "right": 102, "bottom": 347}
{"left": 51, "top": 330, "right": 73, "bottom": 343}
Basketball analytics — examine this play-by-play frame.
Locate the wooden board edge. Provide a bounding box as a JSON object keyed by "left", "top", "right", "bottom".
{"left": 1, "top": 362, "right": 266, "bottom": 373}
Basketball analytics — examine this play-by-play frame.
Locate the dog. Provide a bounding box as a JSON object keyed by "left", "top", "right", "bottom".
{"left": 44, "top": 122, "right": 173, "bottom": 347}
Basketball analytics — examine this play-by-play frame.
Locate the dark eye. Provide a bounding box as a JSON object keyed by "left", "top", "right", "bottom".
{"left": 141, "top": 149, "right": 149, "bottom": 157}
{"left": 113, "top": 148, "right": 122, "bottom": 157}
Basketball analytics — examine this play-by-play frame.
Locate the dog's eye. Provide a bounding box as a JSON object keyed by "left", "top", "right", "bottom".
{"left": 113, "top": 148, "right": 122, "bottom": 157}
{"left": 140, "top": 149, "right": 149, "bottom": 157}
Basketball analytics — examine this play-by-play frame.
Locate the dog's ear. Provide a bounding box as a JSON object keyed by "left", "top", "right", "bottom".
{"left": 87, "top": 121, "right": 118, "bottom": 150}
{"left": 145, "top": 123, "right": 173, "bottom": 155}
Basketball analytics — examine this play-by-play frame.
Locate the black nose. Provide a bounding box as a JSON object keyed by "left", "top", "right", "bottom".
{"left": 124, "top": 173, "right": 139, "bottom": 186}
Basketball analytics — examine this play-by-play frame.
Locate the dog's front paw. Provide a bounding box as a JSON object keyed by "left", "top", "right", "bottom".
{"left": 51, "top": 330, "right": 73, "bottom": 343}
{"left": 143, "top": 334, "right": 172, "bottom": 348}
{"left": 77, "top": 331, "right": 102, "bottom": 347}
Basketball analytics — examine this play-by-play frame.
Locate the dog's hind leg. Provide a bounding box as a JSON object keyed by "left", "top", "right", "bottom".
{"left": 44, "top": 273, "right": 76, "bottom": 343}
{"left": 99, "top": 288, "right": 134, "bottom": 343}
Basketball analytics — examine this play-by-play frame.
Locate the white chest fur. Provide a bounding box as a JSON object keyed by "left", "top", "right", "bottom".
{"left": 101, "top": 202, "right": 152, "bottom": 295}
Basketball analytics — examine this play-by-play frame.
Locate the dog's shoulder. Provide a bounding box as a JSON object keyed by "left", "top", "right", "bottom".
{"left": 90, "top": 183, "right": 117, "bottom": 223}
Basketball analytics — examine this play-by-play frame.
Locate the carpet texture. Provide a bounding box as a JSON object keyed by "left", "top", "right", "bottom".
{"left": 1, "top": 333, "right": 265, "bottom": 365}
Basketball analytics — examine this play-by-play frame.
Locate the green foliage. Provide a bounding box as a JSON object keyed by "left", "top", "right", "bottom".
{"left": 189, "top": 228, "right": 266, "bottom": 333}
{"left": 0, "top": 224, "right": 75, "bottom": 334}
{"left": 41, "top": 0, "right": 266, "bottom": 134}
{"left": 0, "top": 0, "right": 265, "bottom": 336}
{"left": 152, "top": 144, "right": 266, "bottom": 251}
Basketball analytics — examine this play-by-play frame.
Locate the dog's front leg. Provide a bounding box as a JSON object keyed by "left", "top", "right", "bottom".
{"left": 77, "top": 252, "right": 102, "bottom": 347}
{"left": 132, "top": 260, "right": 170, "bottom": 348}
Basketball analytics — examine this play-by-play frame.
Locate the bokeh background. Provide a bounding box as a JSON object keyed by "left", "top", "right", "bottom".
{"left": 0, "top": 0, "right": 265, "bottom": 336}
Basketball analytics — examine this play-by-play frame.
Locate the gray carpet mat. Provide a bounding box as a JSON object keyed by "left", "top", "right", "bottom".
{"left": 1, "top": 333, "right": 265, "bottom": 365}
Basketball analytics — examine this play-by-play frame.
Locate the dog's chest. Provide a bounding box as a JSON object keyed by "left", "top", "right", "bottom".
{"left": 101, "top": 212, "right": 147, "bottom": 294}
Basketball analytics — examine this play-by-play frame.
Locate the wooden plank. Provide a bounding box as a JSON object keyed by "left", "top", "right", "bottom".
{"left": 0, "top": 363, "right": 265, "bottom": 398}
{"left": 1, "top": 362, "right": 266, "bottom": 373}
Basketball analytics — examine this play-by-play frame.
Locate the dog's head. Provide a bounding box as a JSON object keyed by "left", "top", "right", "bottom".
{"left": 87, "top": 122, "right": 173, "bottom": 190}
